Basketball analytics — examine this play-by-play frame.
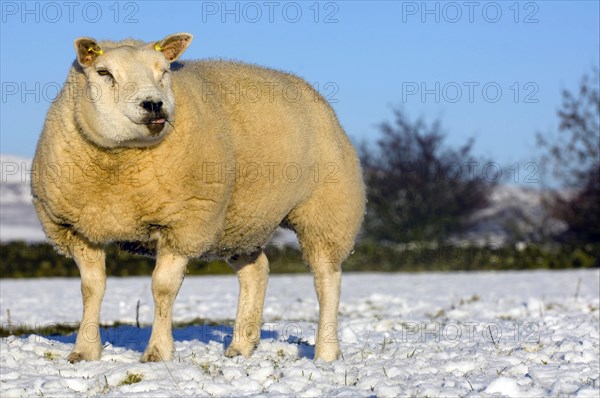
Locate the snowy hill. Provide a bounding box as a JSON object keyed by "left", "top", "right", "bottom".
{"left": 0, "top": 155, "right": 45, "bottom": 241}
{"left": 0, "top": 154, "right": 561, "bottom": 245}
{"left": 454, "top": 184, "right": 566, "bottom": 246}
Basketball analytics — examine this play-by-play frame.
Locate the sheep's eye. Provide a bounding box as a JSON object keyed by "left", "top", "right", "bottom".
{"left": 97, "top": 69, "right": 111, "bottom": 77}
{"left": 158, "top": 70, "right": 169, "bottom": 83}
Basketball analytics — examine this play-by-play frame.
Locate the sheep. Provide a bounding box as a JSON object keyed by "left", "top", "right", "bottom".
{"left": 31, "top": 33, "right": 365, "bottom": 363}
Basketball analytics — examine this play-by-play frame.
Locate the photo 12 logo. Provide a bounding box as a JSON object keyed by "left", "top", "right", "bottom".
{"left": 401, "top": 1, "right": 540, "bottom": 24}
{"left": 1, "top": 1, "right": 140, "bottom": 24}
{"left": 1, "top": 80, "right": 141, "bottom": 104}
{"left": 398, "top": 321, "right": 540, "bottom": 344}
{"left": 200, "top": 1, "right": 340, "bottom": 23}
{"left": 401, "top": 81, "right": 540, "bottom": 104}
{"left": 201, "top": 80, "right": 339, "bottom": 104}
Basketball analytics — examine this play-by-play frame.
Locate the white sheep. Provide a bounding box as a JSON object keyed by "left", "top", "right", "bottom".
{"left": 31, "top": 33, "right": 365, "bottom": 363}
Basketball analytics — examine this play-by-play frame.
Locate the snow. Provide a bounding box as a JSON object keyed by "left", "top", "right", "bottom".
{"left": 0, "top": 155, "right": 32, "bottom": 185}
{"left": 0, "top": 155, "right": 46, "bottom": 242}
{"left": 1, "top": 270, "right": 598, "bottom": 397}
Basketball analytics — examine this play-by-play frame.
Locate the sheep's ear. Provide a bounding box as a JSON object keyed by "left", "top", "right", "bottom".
{"left": 74, "top": 37, "right": 103, "bottom": 67}
{"left": 152, "top": 33, "right": 193, "bottom": 62}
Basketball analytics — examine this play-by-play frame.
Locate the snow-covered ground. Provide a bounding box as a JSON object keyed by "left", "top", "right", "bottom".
{"left": 1, "top": 270, "right": 598, "bottom": 397}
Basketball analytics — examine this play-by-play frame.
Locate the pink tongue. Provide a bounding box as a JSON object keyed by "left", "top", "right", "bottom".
{"left": 151, "top": 118, "right": 166, "bottom": 124}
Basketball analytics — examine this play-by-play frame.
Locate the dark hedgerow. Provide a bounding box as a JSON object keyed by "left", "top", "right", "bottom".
{"left": 1, "top": 240, "right": 597, "bottom": 278}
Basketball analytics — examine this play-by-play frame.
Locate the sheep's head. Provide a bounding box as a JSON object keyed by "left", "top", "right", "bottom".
{"left": 73, "top": 33, "right": 193, "bottom": 148}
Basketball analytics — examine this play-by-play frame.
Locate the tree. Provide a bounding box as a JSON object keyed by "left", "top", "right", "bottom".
{"left": 537, "top": 68, "right": 600, "bottom": 243}
{"left": 360, "top": 109, "right": 495, "bottom": 243}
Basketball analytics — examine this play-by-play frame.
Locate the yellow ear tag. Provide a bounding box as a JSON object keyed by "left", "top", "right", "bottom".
{"left": 154, "top": 42, "right": 163, "bottom": 51}
{"left": 88, "top": 46, "right": 103, "bottom": 55}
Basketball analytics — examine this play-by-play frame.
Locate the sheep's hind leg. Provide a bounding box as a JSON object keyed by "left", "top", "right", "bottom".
{"left": 286, "top": 182, "right": 362, "bottom": 362}
{"left": 225, "top": 250, "right": 269, "bottom": 358}
{"left": 141, "top": 252, "right": 188, "bottom": 362}
{"left": 68, "top": 243, "right": 106, "bottom": 363}
{"left": 312, "top": 261, "right": 342, "bottom": 361}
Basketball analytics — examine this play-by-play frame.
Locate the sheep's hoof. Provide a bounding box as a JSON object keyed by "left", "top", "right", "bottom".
{"left": 67, "top": 350, "right": 98, "bottom": 363}
{"left": 67, "top": 351, "right": 84, "bottom": 363}
{"left": 141, "top": 345, "right": 171, "bottom": 362}
{"left": 224, "top": 343, "right": 256, "bottom": 358}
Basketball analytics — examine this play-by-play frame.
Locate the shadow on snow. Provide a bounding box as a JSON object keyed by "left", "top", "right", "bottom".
{"left": 38, "top": 324, "right": 315, "bottom": 359}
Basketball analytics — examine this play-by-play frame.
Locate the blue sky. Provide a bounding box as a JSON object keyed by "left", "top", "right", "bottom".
{"left": 1, "top": 1, "right": 599, "bottom": 184}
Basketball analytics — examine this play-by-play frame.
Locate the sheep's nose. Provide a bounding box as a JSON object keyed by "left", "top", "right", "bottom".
{"left": 140, "top": 100, "right": 163, "bottom": 113}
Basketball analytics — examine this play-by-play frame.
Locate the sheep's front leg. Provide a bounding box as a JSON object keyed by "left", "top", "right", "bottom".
{"left": 68, "top": 243, "right": 106, "bottom": 363}
{"left": 142, "top": 252, "right": 188, "bottom": 362}
{"left": 225, "top": 250, "right": 269, "bottom": 358}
